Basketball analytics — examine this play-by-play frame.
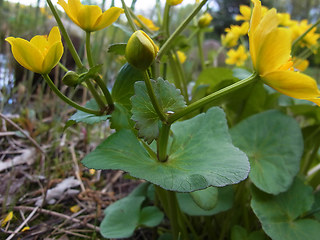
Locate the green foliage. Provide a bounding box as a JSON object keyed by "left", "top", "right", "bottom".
{"left": 69, "top": 99, "right": 110, "bottom": 124}
{"left": 251, "top": 178, "right": 320, "bottom": 240}
{"left": 112, "top": 63, "right": 145, "bottom": 110}
{"left": 177, "top": 186, "right": 233, "bottom": 216}
{"left": 190, "top": 187, "right": 218, "bottom": 210}
{"left": 131, "top": 78, "right": 186, "bottom": 143}
{"left": 231, "top": 110, "right": 303, "bottom": 194}
{"left": 231, "top": 226, "right": 268, "bottom": 240}
{"left": 82, "top": 107, "right": 250, "bottom": 192}
{"left": 195, "top": 67, "right": 237, "bottom": 93}
{"left": 107, "top": 43, "right": 127, "bottom": 55}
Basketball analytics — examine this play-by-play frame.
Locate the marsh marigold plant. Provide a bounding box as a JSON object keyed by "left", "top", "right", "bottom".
{"left": 5, "top": 26, "right": 63, "bottom": 74}
{"left": 249, "top": 0, "right": 320, "bottom": 105}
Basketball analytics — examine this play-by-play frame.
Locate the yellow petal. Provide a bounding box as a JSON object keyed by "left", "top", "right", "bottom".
{"left": 42, "top": 41, "right": 64, "bottom": 74}
{"left": 257, "top": 28, "right": 292, "bottom": 75}
{"left": 309, "top": 98, "right": 320, "bottom": 106}
{"left": 48, "top": 26, "right": 62, "bottom": 45}
{"left": 6, "top": 37, "right": 44, "bottom": 73}
{"left": 70, "top": 205, "right": 81, "bottom": 213}
{"left": 77, "top": 4, "right": 102, "bottom": 31}
{"left": 262, "top": 70, "right": 320, "bottom": 100}
{"left": 21, "top": 226, "right": 30, "bottom": 232}
{"left": 57, "top": 0, "right": 81, "bottom": 26}
{"left": 1, "top": 211, "right": 13, "bottom": 227}
{"left": 30, "top": 35, "right": 49, "bottom": 57}
{"left": 94, "top": 7, "right": 124, "bottom": 31}
{"left": 249, "top": 0, "right": 262, "bottom": 67}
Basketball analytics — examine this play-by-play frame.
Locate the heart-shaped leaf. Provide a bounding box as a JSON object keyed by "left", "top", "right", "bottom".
{"left": 82, "top": 107, "right": 249, "bottom": 192}
{"left": 251, "top": 178, "right": 320, "bottom": 240}
{"left": 230, "top": 110, "right": 303, "bottom": 194}
{"left": 100, "top": 196, "right": 145, "bottom": 239}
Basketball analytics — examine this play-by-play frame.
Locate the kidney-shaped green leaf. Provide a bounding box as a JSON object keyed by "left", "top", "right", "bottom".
{"left": 82, "top": 107, "right": 249, "bottom": 192}
{"left": 251, "top": 178, "right": 320, "bottom": 240}
{"left": 100, "top": 196, "right": 145, "bottom": 239}
{"left": 230, "top": 110, "right": 303, "bottom": 194}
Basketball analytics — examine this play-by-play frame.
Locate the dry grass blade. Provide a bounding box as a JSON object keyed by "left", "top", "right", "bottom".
{"left": 13, "top": 206, "right": 100, "bottom": 231}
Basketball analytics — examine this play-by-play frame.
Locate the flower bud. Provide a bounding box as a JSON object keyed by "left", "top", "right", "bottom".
{"left": 198, "top": 13, "right": 213, "bottom": 28}
{"left": 125, "top": 30, "right": 158, "bottom": 70}
{"left": 62, "top": 71, "right": 79, "bottom": 87}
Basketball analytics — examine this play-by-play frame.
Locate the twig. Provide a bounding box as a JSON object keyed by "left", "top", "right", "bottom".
{"left": 6, "top": 206, "right": 39, "bottom": 240}
{"left": 0, "top": 113, "right": 46, "bottom": 156}
{"left": 101, "top": 170, "right": 123, "bottom": 193}
{"left": 69, "top": 144, "right": 86, "bottom": 192}
{"left": 51, "top": 225, "right": 91, "bottom": 239}
{"left": 13, "top": 206, "right": 100, "bottom": 231}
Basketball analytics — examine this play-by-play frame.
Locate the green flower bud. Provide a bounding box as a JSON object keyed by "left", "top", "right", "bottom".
{"left": 125, "top": 30, "right": 158, "bottom": 70}
{"left": 198, "top": 13, "right": 213, "bottom": 28}
{"left": 62, "top": 71, "right": 79, "bottom": 87}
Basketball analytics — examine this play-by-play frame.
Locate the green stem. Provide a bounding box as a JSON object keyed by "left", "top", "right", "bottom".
{"left": 173, "top": 51, "right": 189, "bottom": 103}
{"left": 157, "top": 123, "right": 171, "bottom": 162}
{"left": 197, "top": 30, "right": 205, "bottom": 70}
{"left": 121, "top": 0, "right": 137, "bottom": 32}
{"left": 86, "top": 31, "right": 94, "bottom": 68}
{"left": 143, "top": 71, "right": 167, "bottom": 122}
{"left": 301, "top": 140, "right": 320, "bottom": 175}
{"left": 46, "top": 0, "right": 84, "bottom": 69}
{"left": 168, "top": 73, "right": 258, "bottom": 123}
{"left": 162, "top": 3, "right": 170, "bottom": 38}
{"left": 58, "top": 62, "right": 68, "bottom": 72}
{"left": 292, "top": 18, "right": 320, "bottom": 55}
{"left": 157, "top": 0, "right": 208, "bottom": 60}
{"left": 168, "top": 52, "right": 183, "bottom": 92}
{"left": 128, "top": 8, "right": 153, "bottom": 35}
{"left": 155, "top": 187, "right": 188, "bottom": 240}
{"left": 85, "top": 79, "right": 106, "bottom": 111}
{"left": 42, "top": 74, "right": 100, "bottom": 115}
{"left": 93, "top": 74, "right": 114, "bottom": 109}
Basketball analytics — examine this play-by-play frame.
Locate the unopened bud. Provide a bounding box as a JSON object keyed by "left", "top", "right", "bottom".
{"left": 198, "top": 13, "right": 213, "bottom": 28}
{"left": 62, "top": 71, "right": 79, "bottom": 87}
{"left": 125, "top": 30, "right": 158, "bottom": 70}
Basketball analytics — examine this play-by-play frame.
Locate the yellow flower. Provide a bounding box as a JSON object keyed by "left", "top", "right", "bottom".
{"left": 198, "top": 13, "right": 213, "bottom": 28}
{"left": 6, "top": 26, "right": 63, "bottom": 74}
{"left": 277, "top": 13, "right": 294, "bottom": 27}
{"left": 293, "top": 57, "right": 309, "bottom": 72}
{"left": 167, "top": 0, "right": 184, "bottom": 6}
{"left": 290, "top": 20, "right": 320, "bottom": 49}
{"left": 221, "top": 22, "right": 249, "bottom": 48}
{"left": 174, "top": 51, "right": 187, "bottom": 64}
{"left": 236, "top": 4, "right": 268, "bottom": 22}
{"left": 225, "top": 45, "right": 248, "bottom": 67}
{"left": 249, "top": 0, "right": 320, "bottom": 106}
{"left": 134, "top": 15, "right": 159, "bottom": 31}
{"left": 57, "top": 0, "right": 124, "bottom": 32}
